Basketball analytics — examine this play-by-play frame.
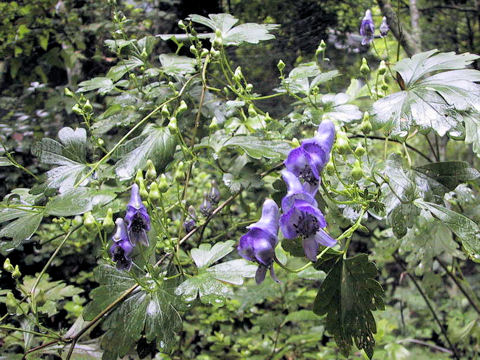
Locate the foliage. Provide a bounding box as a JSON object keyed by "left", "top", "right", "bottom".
{"left": 1, "top": 3, "right": 480, "bottom": 360}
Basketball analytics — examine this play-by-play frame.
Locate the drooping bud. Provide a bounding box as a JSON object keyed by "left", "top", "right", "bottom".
{"left": 335, "top": 131, "right": 350, "bottom": 154}
{"left": 360, "top": 58, "right": 370, "bottom": 75}
{"left": 158, "top": 174, "right": 169, "bottom": 193}
{"left": 351, "top": 160, "right": 364, "bottom": 181}
{"left": 176, "top": 100, "right": 188, "bottom": 115}
{"left": 148, "top": 182, "right": 161, "bottom": 202}
{"left": 355, "top": 144, "right": 366, "bottom": 157}
{"left": 83, "top": 211, "right": 96, "bottom": 231}
{"left": 168, "top": 116, "right": 178, "bottom": 132}
{"left": 200, "top": 192, "right": 213, "bottom": 217}
{"left": 378, "top": 60, "right": 387, "bottom": 75}
{"left": 64, "top": 88, "right": 74, "bottom": 97}
{"left": 146, "top": 159, "right": 157, "bottom": 182}
{"left": 3, "top": 258, "right": 14, "bottom": 273}
{"left": 360, "top": 112, "right": 372, "bottom": 134}
{"left": 12, "top": 265, "right": 21, "bottom": 279}
{"left": 102, "top": 208, "right": 115, "bottom": 233}
{"left": 208, "top": 180, "right": 221, "bottom": 204}
{"left": 72, "top": 104, "right": 83, "bottom": 115}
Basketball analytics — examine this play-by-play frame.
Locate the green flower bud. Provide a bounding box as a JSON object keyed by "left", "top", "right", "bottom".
{"left": 189, "top": 45, "right": 197, "bottom": 55}
{"left": 129, "top": 73, "right": 136, "bottom": 80}
{"left": 140, "top": 49, "right": 148, "bottom": 59}
{"left": 265, "top": 112, "right": 272, "bottom": 122}
{"left": 83, "top": 211, "right": 96, "bottom": 231}
{"left": 234, "top": 67, "right": 243, "bottom": 81}
{"left": 3, "top": 258, "right": 14, "bottom": 273}
{"left": 380, "top": 78, "right": 389, "bottom": 91}
{"left": 213, "top": 35, "right": 222, "bottom": 48}
{"left": 360, "top": 112, "right": 372, "bottom": 134}
{"left": 135, "top": 169, "right": 144, "bottom": 184}
{"left": 248, "top": 104, "right": 257, "bottom": 117}
{"left": 351, "top": 160, "right": 364, "bottom": 181}
{"left": 146, "top": 159, "right": 157, "bottom": 181}
{"left": 209, "top": 116, "right": 219, "bottom": 130}
{"left": 360, "top": 58, "right": 370, "bottom": 75}
{"left": 139, "top": 180, "right": 149, "bottom": 199}
{"left": 176, "top": 100, "right": 188, "bottom": 115}
{"left": 277, "top": 60, "right": 285, "bottom": 72}
{"left": 102, "top": 208, "right": 115, "bottom": 233}
{"left": 210, "top": 49, "right": 220, "bottom": 58}
{"left": 214, "top": 29, "right": 222, "bottom": 38}
{"left": 178, "top": 20, "right": 186, "bottom": 30}
{"left": 245, "top": 83, "right": 253, "bottom": 92}
{"left": 72, "top": 104, "right": 83, "bottom": 115}
{"left": 12, "top": 265, "right": 21, "bottom": 279}
{"left": 355, "top": 144, "right": 366, "bottom": 157}
{"left": 64, "top": 88, "right": 74, "bottom": 97}
{"left": 315, "top": 40, "right": 327, "bottom": 57}
{"left": 161, "top": 105, "right": 170, "bottom": 118}
{"left": 378, "top": 60, "right": 387, "bottom": 75}
{"left": 291, "top": 138, "right": 301, "bottom": 148}
{"left": 72, "top": 215, "right": 83, "bottom": 227}
{"left": 325, "top": 161, "right": 335, "bottom": 176}
{"left": 200, "top": 48, "right": 208, "bottom": 57}
{"left": 335, "top": 131, "right": 350, "bottom": 154}
{"left": 83, "top": 100, "right": 93, "bottom": 112}
{"left": 168, "top": 117, "right": 178, "bottom": 132}
{"left": 158, "top": 174, "right": 169, "bottom": 193}
{"left": 148, "top": 182, "right": 161, "bottom": 202}
{"left": 97, "top": 138, "right": 104, "bottom": 146}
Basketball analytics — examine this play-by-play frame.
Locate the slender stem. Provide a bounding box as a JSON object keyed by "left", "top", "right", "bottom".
{"left": 75, "top": 76, "right": 196, "bottom": 187}
{"left": 0, "top": 325, "right": 60, "bottom": 340}
{"left": 397, "top": 338, "right": 453, "bottom": 354}
{"left": 394, "top": 254, "right": 460, "bottom": 360}
{"left": 31, "top": 227, "right": 78, "bottom": 313}
{"left": 23, "top": 339, "right": 65, "bottom": 359}
{"left": 274, "top": 246, "right": 334, "bottom": 273}
{"left": 436, "top": 257, "right": 480, "bottom": 315}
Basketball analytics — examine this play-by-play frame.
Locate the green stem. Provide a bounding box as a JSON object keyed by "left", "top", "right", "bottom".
{"left": 0, "top": 325, "right": 61, "bottom": 340}
{"left": 273, "top": 246, "right": 335, "bottom": 273}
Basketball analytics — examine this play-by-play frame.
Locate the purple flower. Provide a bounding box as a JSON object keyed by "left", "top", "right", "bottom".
{"left": 208, "top": 180, "right": 221, "bottom": 204}
{"left": 238, "top": 199, "right": 280, "bottom": 284}
{"left": 125, "top": 183, "right": 150, "bottom": 246}
{"left": 360, "top": 9, "right": 375, "bottom": 45}
{"left": 281, "top": 170, "right": 317, "bottom": 212}
{"left": 200, "top": 192, "right": 213, "bottom": 217}
{"left": 280, "top": 199, "right": 336, "bottom": 262}
{"left": 284, "top": 121, "right": 335, "bottom": 194}
{"left": 184, "top": 205, "right": 197, "bottom": 233}
{"left": 110, "top": 218, "right": 134, "bottom": 270}
{"left": 379, "top": 16, "right": 389, "bottom": 37}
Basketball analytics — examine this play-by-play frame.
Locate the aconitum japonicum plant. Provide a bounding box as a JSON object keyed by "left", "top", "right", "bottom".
{"left": 238, "top": 199, "right": 280, "bottom": 284}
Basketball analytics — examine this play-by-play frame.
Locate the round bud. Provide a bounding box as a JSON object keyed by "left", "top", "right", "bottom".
{"left": 168, "top": 117, "right": 178, "bottom": 132}
{"left": 355, "top": 144, "right": 366, "bottom": 157}
{"left": 209, "top": 116, "right": 219, "bottom": 130}
{"left": 325, "top": 161, "right": 335, "bottom": 176}
{"left": 335, "top": 131, "right": 350, "bottom": 154}
{"left": 277, "top": 60, "right": 285, "bottom": 72}
{"left": 178, "top": 20, "right": 186, "bottom": 30}
{"left": 351, "top": 160, "right": 364, "bottom": 181}
{"left": 97, "top": 138, "right": 104, "bottom": 146}
{"left": 246, "top": 83, "right": 253, "bottom": 92}
{"left": 158, "top": 174, "right": 169, "bottom": 193}
{"left": 3, "top": 258, "right": 14, "bottom": 273}
{"left": 378, "top": 60, "right": 387, "bottom": 75}
{"left": 189, "top": 45, "right": 197, "bottom": 55}
{"left": 360, "top": 58, "right": 370, "bottom": 75}
{"left": 102, "top": 208, "right": 115, "bottom": 233}
{"left": 139, "top": 180, "right": 149, "bottom": 199}
{"left": 83, "top": 211, "right": 96, "bottom": 231}
{"left": 148, "top": 182, "right": 161, "bottom": 202}
{"left": 200, "top": 48, "right": 209, "bottom": 57}
{"left": 146, "top": 159, "right": 157, "bottom": 181}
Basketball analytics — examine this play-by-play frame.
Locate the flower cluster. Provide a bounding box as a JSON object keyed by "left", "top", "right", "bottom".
{"left": 360, "top": 10, "right": 389, "bottom": 45}
{"left": 238, "top": 121, "right": 337, "bottom": 283}
{"left": 110, "top": 183, "right": 151, "bottom": 270}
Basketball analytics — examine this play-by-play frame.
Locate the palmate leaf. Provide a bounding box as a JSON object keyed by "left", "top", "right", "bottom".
{"left": 32, "top": 127, "right": 90, "bottom": 193}
{"left": 175, "top": 241, "right": 256, "bottom": 305}
{"left": 188, "top": 13, "right": 278, "bottom": 46}
{"left": 313, "top": 254, "right": 385, "bottom": 359}
{"left": 372, "top": 50, "right": 480, "bottom": 137}
{"left": 83, "top": 265, "right": 182, "bottom": 359}
{"left": 115, "top": 124, "right": 176, "bottom": 180}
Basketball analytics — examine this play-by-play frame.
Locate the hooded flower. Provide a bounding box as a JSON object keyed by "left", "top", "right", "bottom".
{"left": 280, "top": 199, "right": 336, "bottom": 262}
{"left": 125, "top": 183, "right": 150, "bottom": 246}
{"left": 379, "top": 16, "right": 389, "bottom": 37}
{"left": 238, "top": 199, "right": 280, "bottom": 284}
{"left": 284, "top": 121, "right": 335, "bottom": 194}
{"left": 110, "top": 218, "right": 134, "bottom": 270}
{"left": 281, "top": 170, "right": 317, "bottom": 212}
{"left": 360, "top": 9, "right": 375, "bottom": 45}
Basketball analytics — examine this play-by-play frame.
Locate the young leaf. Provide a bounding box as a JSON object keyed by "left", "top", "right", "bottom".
{"left": 45, "top": 188, "right": 116, "bottom": 216}
{"left": 106, "top": 57, "right": 144, "bottom": 82}
{"left": 176, "top": 242, "right": 256, "bottom": 305}
{"left": 415, "top": 200, "right": 480, "bottom": 257}
{"left": 415, "top": 161, "right": 480, "bottom": 191}
{"left": 78, "top": 77, "right": 114, "bottom": 94}
{"left": 159, "top": 54, "right": 196, "bottom": 76}
{"left": 372, "top": 50, "right": 480, "bottom": 137}
{"left": 313, "top": 254, "right": 385, "bottom": 359}
{"left": 32, "top": 127, "right": 90, "bottom": 192}
{"left": 0, "top": 210, "right": 44, "bottom": 253}
{"left": 115, "top": 125, "right": 176, "bottom": 180}
{"left": 188, "top": 13, "right": 278, "bottom": 46}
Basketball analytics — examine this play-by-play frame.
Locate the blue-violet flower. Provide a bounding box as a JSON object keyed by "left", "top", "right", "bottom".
{"left": 125, "top": 183, "right": 150, "bottom": 246}
{"left": 238, "top": 199, "right": 280, "bottom": 284}
{"left": 280, "top": 199, "right": 336, "bottom": 262}
{"left": 360, "top": 9, "right": 375, "bottom": 45}
{"left": 281, "top": 170, "right": 317, "bottom": 212}
{"left": 379, "top": 16, "right": 389, "bottom": 37}
{"left": 284, "top": 120, "right": 335, "bottom": 194}
{"left": 110, "top": 218, "right": 134, "bottom": 270}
